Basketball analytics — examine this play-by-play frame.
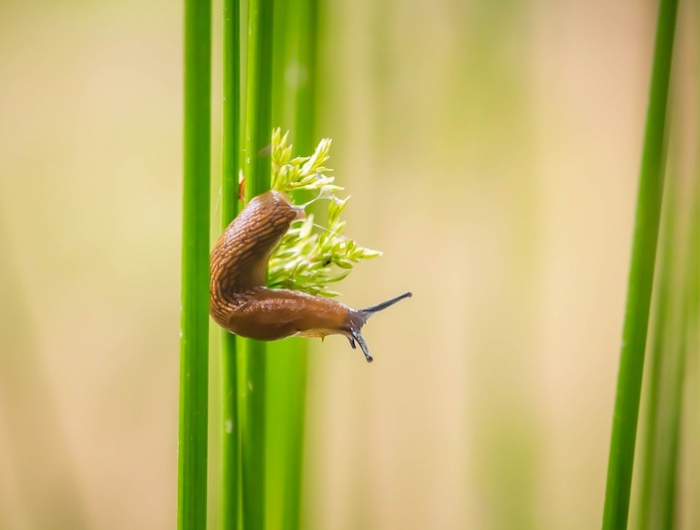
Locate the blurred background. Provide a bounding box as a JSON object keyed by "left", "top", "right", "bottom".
{"left": 0, "top": 0, "right": 697, "bottom": 529}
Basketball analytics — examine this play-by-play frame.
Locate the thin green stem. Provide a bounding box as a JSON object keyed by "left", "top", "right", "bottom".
{"left": 653, "top": 171, "right": 699, "bottom": 530}
{"left": 659, "top": 317, "right": 685, "bottom": 529}
{"left": 659, "top": 146, "right": 700, "bottom": 528}
{"left": 636, "top": 169, "right": 677, "bottom": 529}
{"left": 294, "top": 0, "right": 319, "bottom": 154}
{"left": 277, "top": 348, "right": 309, "bottom": 530}
{"left": 179, "top": 0, "right": 212, "bottom": 528}
{"left": 266, "top": 1, "right": 316, "bottom": 526}
{"left": 221, "top": 0, "right": 240, "bottom": 527}
{"left": 282, "top": 2, "right": 318, "bottom": 528}
{"left": 602, "top": 0, "right": 678, "bottom": 528}
{"left": 244, "top": 0, "right": 274, "bottom": 200}
{"left": 241, "top": 0, "right": 274, "bottom": 527}
{"left": 272, "top": 0, "right": 292, "bottom": 129}
{"left": 239, "top": 340, "right": 267, "bottom": 530}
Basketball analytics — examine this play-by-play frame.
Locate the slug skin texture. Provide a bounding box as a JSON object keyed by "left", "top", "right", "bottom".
{"left": 210, "top": 190, "right": 411, "bottom": 362}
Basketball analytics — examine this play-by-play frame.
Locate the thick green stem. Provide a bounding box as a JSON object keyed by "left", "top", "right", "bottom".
{"left": 179, "top": 0, "right": 212, "bottom": 528}
{"left": 602, "top": 0, "right": 678, "bottom": 527}
{"left": 221, "top": 0, "right": 241, "bottom": 527}
{"left": 241, "top": 0, "right": 274, "bottom": 527}
{"left": 282, "top": 3, "right": 318, "bottom": 528}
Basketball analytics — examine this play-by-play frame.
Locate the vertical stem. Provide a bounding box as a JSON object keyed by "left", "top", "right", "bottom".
{"left": 179, "top": 0, "right": 212, "bottom": 528}
{"left": 244, "top": 0, "right": 274, "bottom": 199}
{"left": 659, "top": 141, "right": 700, "bottom": 530}
{"left": 241, "top": 0, "right": 274, "bottom": 528}
{"left": 683, "top": 143, "right": 700, "bottom": 530}
{"left": 636, "top": 169, "right": 677, "bottom": 529}
{"left": 221, "top": 0, "right": 240, "bottom": 528}
{"left": 602, "top": 0, "right": 678, "bottom": 528}
{"left": 284, "top": 2, "right": 318, "bottom": 528}
{"left": 272, "top": 0, "right": 292, "bottom": 129}
{"left": 294, "top": 0, "right": 319, "bottom": 154}
{"left": 265, "top": 1, "right": 318, "bottom": 527}
{"left": 659, "top": 313, "right": 685, "bottom": 529}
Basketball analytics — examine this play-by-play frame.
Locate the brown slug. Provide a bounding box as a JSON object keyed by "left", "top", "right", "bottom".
{"left": 210, "top": 190, "right": 411, "bottom": 362}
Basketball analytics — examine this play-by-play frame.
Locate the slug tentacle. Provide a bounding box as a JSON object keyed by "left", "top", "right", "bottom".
{"left": 210, "top": 189, "right": 410, "bottom": 362}
{"left": 359, "top": 291, "right": 413, "bottom": 317}
{"left": 342, "top": 292, "right": 412, "bottom": 363}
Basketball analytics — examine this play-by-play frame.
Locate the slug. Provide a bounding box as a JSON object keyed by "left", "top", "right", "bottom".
{"left": 210, "top": 190, "right": 411, "bottom": 362}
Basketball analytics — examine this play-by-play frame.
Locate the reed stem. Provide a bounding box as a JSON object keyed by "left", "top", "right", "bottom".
{"left": 240, "top": 0, "right": 274, "bottom": 527}
{"left": 220, "top": 0, "right": 241, "bottom": 527}
{"left": 602, "top": 0, "right": 678, "bottom": 527}
{"left": 179, "top": 0, "right": 212, "bottom": 528}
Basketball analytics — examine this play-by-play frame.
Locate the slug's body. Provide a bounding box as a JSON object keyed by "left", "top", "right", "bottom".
{"left": 210, "top": 190, "right": 411, "bottom": 362}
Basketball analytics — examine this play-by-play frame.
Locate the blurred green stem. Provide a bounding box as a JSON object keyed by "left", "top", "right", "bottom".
{"left": 179, "top": 0, "right": 212, "bottom": 528}
{"left": 241, "top": 0, "right": 274, "bottom": 527}
{"left": 636, "top": 168, "right": 677, "bottom": 529}
{"left": 221, "top": 0, "right": 240, "bottom": 527}
{"left": 294, "top": 0, "right": 319, "bottom": 152}
{"left": 658, "top": 142, "right": 700, "bottom": 528}
{"left": 266, "top": 1, "right": 318, "bottom": 528}
{"left": 602, "top": 0, "right": 678, "bottom": 528}
{"left": 283, "top": 2, "right": 319, "bottom": 528}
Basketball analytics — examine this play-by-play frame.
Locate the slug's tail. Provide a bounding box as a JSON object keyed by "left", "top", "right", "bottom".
{"left": 346, "top": 291, "right": 413, "bottom": 363}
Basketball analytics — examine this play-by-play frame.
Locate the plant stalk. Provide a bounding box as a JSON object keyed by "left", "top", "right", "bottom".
{"left": 602, "top": 0, "right": 678, "bottom": 527}
{"left": 179, "top": 0, "right": 212, "bottom": 528}
{"left": 241, "top": 0, "right": 274, "bottom": 527}
{"left": 282, "top": 2, "right": 319, "bottom": 528}
{"left": 221, "top": 0, "right": 241, "bottom": 527}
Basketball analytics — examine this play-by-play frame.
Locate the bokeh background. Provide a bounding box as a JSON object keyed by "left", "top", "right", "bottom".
{"left": 0, "top": 1, "right": 697, "bottom": 529}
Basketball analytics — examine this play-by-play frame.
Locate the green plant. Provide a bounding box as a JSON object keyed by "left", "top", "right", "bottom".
{"left": 601, "top": 0, "right": 678, "bottom": 527}
{"left": 239, "top": 0, "right": 275, "bottom": 528}
{"left": 266, "top": 2, "right": 321, "bottom": 527}
{"left": 179, "top": 1, "right": 211, "bottom": 529}
{"left": 220, "top": 0, "right": 241, "bottom": 527}
{"left": 635, "top": 154, "right": 700, "bottom": 529}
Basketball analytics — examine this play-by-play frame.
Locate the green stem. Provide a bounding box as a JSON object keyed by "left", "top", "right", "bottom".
{"left": 636, "top": 168, "right": 677, "bottom": 529}
{"left": 244, "top": 0, "right": 274, "bottom": 200}
{"left": 659, "top": 143, "right": 700, "bottom": 529}
{"left": 241, "top": 0, "right": 274, "bottom": 527}
{"left": 659, "top": 317, "right": 685, "bottom": 529}
{"left": 602, "top": 0, "right": 678, "bottom": 528}
{"left": 294, "top": 0, "right": 319, "bottom": 154}
{"left": 221, "top": 0, "right": 240, "bottom": 527}
{"left": 282, "top": 3, "right": 319, "bottom": 528}
{"left": 272, "top": 0, "right": 292, "bottom": 129}
{"left": 239, "top": 340, "right": 267, "bottom": 530}
{"left": 179, "top": 0, "right": 212, "bottom": 528}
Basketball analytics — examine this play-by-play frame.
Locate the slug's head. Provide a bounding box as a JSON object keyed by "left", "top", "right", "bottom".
{"left": 345, "top": 291, "right": 412, "bottom": 363}
{"left": 252, "top": 190, "right": 306, "bottom": 224}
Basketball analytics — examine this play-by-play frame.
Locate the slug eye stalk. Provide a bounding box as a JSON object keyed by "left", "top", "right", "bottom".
{"left": 345, "top": 291, "right": 413, "bottom": 363}
{"left": 360, "top": 291, "right": 413, "bottom": 315}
